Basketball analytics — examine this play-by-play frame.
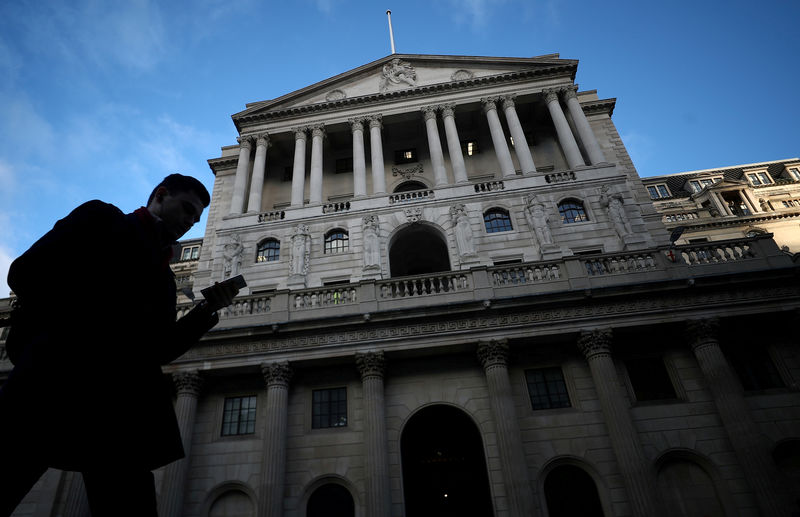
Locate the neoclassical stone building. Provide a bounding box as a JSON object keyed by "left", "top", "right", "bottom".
{"left": 2, "top": 53, "right": 799, "bottom": 517}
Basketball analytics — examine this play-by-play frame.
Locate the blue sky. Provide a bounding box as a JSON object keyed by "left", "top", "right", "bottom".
{"left": 1, "top": 0, "right": 798, "bottom": 296}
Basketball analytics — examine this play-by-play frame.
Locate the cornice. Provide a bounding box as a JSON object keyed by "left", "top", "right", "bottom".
{"left": 208, "top": 156, "right": 239, "bottom": 175}
{"left": 581, "top": 98, "right": 616, "bottom": 116}
{"left": 665, "top": 210, "right": 800, "bottom": 231}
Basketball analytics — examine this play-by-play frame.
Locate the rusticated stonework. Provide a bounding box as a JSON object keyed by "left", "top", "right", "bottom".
{"left": 685, "top": 318, "right": 720, "bottom": 351}
{"left": 355, "top": 351, "right": 386, "bottom": 380}
{"left": 261, "top": 361, "right": 292, "bottom": 387}
{"left": 173, "top": 370, "right": 202, "bottom": 396}
{"left": 577, "top": 328, "right": 613, "bottom": 360}
{"left": 477, "top": 339, "right": 509, "bottom": 370}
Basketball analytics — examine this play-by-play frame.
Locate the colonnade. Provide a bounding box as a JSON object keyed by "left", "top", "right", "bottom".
{"left": 228, "top": 86, "right": 606, "bottom": 215}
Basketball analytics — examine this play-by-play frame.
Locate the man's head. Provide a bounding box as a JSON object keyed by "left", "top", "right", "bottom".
{"left": 146, "top": 174, "right": 211, "bottom": 241}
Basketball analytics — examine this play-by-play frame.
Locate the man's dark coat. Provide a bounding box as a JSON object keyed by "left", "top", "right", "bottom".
{"left": 1, "top": 200, "right": 214, "bottom": 471}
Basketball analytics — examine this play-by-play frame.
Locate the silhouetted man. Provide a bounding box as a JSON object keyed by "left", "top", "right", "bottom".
{"left": 0, "top": 174, "right": 235, "bottom": 516}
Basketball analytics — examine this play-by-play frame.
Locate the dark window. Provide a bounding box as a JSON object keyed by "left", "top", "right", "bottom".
{"left": 484, "top": 208, "right": 513, "bottom": 233}
{"left": 221, "top": 396, "right": 257, "bottom": 436}
{"left": 181, "top": 245, "right": 200, "bottom": 261}
{"left": 324, "top": 230, "right": 349, "bottom": 254}
{"left": 335, "top": 157, "right": 353, "bottom": 174}
{"left": 394, "top": 148, "right": 417, "bottom": 164}
{"left": 283, "top": 166, "right": 293, "bottom": 182}
{"left": 558, "top": 200, "right": 588, "bottom": 224}
{"left": 394, "top": 181, "right": 427, "bottom": 193}
{"left": 312, "top": 388, "right": 347, "bottom": 429}
{"left": 727, "top": 345, "right": 784, "bottom": 391}
{"left": 624, "top": 357, "right": 677, "bottom": 402}
{"left": 525, "top": 368, "right": 571, "bottom": 410}
{"left": 257, "top": 239, "right": 280, "bottom": 262}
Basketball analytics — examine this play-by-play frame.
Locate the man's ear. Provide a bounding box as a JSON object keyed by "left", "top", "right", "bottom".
{"left": 154, "top": 186, "right": 169, "bottom": 202}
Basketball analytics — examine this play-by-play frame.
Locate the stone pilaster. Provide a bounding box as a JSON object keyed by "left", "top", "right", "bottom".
{"left": 440, "top": 104, "right": 468, "bottom": 183}
{"left": 422, "top": 106, "right": 448, "bottom": 186}
{"left": 368, "top": 116, "right": 387, "bottom": 194}
{"left": 247, "top": 134, "right": 270, "bottom": 213}
{"left": 562, "top": 86, "right": 605, "bottom": 165}
{"left": 501, "top": 95, "right": 537, "bottom": 174}
{"left": 686, "top": 319, "right": 793, "bottom": 516}
{"left": 350, "top": 118, "right": 367, "bottom": 197}
{"left": 259, "top": 362, "right": 293, "bottom": 517}
{"left": 309, "top": 125, "right": 326, "bottom": 204}
{"left": 355, "top": 351, "right": 391, "bottom": 517}
{"left": 62, "top": 472, "right": 89, "bottom": 517}
{"left": 543, "top": 89, "right": 585, "bottom": 169}
{"left": 577, "top": 329, "right": 659, "bottom": 517}
{"left": 481, "top": 98, "right": 516, "bottom": 178}
{"left": 290, "top": 128, "right": 308, "bottom": 207}
{"left": 476, "top": 339, "right": 537, "bottom": 517}
{"left": 158, "top": 370, "right": 202, "bottom": 517}
{"left": 230, "top": 136, "right": 253, "bottom": 214}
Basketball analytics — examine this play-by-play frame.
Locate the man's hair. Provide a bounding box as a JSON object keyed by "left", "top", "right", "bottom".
{"left": 147, "top": 174, "right": 211, "bottom": 207}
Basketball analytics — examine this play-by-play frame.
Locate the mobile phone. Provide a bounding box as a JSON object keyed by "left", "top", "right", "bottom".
{"left": 200, "top": 274, "right": 247, "bottom": 303}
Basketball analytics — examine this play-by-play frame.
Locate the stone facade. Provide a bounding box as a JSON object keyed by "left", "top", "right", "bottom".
{"left": 2, "top": 53, "right": 799, "bottom": 517}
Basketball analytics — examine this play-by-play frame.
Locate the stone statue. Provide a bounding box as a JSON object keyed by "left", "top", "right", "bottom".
{"left": 449, "top": 204, "right": 476, "bottom": 258}
{"left": 524, "top": 195, "right": 554, "bottom": 247}
{"left": 600, "top": 186, "right": 632, "bottom": 237}
{"left": 379, "top": 58, "right": 417, "bottom": 92}
{"left": 362, "top": 215, "right": 381, "bottom": 270}
{"left": 759, "top": 198, "right": 772, "bottom": 212}
{"left": 222, "top": 233, "right": 244, "bottom": 278}
{"left": 290, "top": 225, "right": 310, "bottom": 277}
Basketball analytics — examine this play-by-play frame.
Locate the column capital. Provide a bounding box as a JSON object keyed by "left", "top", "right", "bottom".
{"left": 577, "top": 328, "right": 613, "bottom": 360}
{"left": 421, "top": 106, "right": 438, "bottom": 121}
{"left": 686, "top": 318, "right": 720, "bottom": 351}
{"left": 255, "top": 133, "right": 270, "bottom": 148}
{"left": 173, "top": 370, "right": 202, "bottom": 396}
{"left": 368, "top": 114, "right": 383, "bottom": 129}
{"left": 355, "top": 351, "right": 386, "bottom": 380}
{"left": 561, "top": 84, "right": 579, "bottom": 100}
{"left": 439, "top": 103, "right": 456, "bottom": 118}
{"left": 237, "top": 135, "right": 254, "bottom": 149}
{"left": 349, "top": 117, "right": 364, "bottom": 132}
{"left": 261, "top": 361, "right": 293, "bottom": 387}
{"left": 480, "top": 97, "right": 499, "bottom": 113}
{"left": 477, "top": 339, "right": 509, "bottom": 370}
{"left": 291, "top": 127, "right": 308, "bottom": 140}
{"left": 500, "top": 94, "right": 517, "bottom": 110}
{"left": 542, "top": 88, "right": 560, "bottom": 104}
{"left": 310, "top": 124, "right": 326, "bottom": 138}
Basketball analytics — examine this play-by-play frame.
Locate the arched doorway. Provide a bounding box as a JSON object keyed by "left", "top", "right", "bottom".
{"left": 389, "top": 225, "right": 450, "bottom": 277}
{"left": 544, "top": 464, "right": 604, "bottom": 517}
{"left": 306, "top": 483, "right": 355, "bottom": 517}
{"left": 656, "top": 459, "right": 725, "bottom": 517}
{"left": 401, "top": 405, "right": 493, "bottom": 517}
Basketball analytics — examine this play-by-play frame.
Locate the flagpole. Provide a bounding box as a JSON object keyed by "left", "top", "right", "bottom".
{"left": 386, "top": 10, "right": 396, "bottom": 54}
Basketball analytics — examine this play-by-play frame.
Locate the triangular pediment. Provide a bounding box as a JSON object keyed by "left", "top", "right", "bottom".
{"left": 234, "top": 53, "right": 576, "bottom": 121}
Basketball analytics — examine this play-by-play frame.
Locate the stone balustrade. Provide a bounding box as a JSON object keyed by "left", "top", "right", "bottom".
{"left": 378, "top": 271, "right": 470, "bottom": 299}
{"left": 474, "top": 180, "right": 505, "bottom": 193}
{"left": 545, "top": 171, "right": 576, "bottom": 183}
{"left": 258, "top": 210, "right": 285, "bottom": 223}
{"left": 582, "top": 253, "right": 657, "bottom": 276}
{"left": 677, "top": 238, "right": 756, "bottom": 265}
{"left": 388, "top": 189, "right": 434, "bottom": 204}
{"left": 663, "top": 212, "right": 698, "bottom": 223}
{"left": 294, "top": 285, "right": 358, "bottom": 309}
{"left": 490, "top": 262, "right": 561, "bottom": 286}
{"left": 322, "top": 201, "right": 351, "bottom": 214}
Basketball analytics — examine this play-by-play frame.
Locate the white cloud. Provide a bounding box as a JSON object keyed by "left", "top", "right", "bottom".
{"left": 0, "top": 159, "right": 16, "bottom": 196}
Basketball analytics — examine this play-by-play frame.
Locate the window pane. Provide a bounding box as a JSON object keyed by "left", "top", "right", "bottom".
{"left": 257, "top": 240, "right": 280, "bottom": 262}
{"left": 484, "top": 209, "right": 513, "bottom": 233}
{"left": 324, "top": 231, "right": 349, "bottom": 254}
{"left": 624, "top": 357, "right": 677, "bottom": 401}
{"left": 657, "top": 185, "right": 669, "bottom": 197}
{"left": 222, "top": 396, "right": 257, "bottom": 436}
{"left": 647, "top": 186, "right": 659, "bottom": 199}
{"left": 526, "top": 368, "right": 571, "bottom": 410}
{"left": 312, "top": 388, "right": 347, "bottom": 429}
{"left": 558, "top": 201, "right": 588, "bottom": 224}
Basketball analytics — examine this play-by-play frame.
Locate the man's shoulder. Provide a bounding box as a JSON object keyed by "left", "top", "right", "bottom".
{"left": 71, "top": 200, "right": 124, "bottom": 218}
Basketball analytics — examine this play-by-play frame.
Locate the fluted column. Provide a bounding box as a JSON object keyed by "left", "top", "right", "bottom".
{"left": 355, "top": 351, "right": 391, "bottom": 517}
{"left": 562, "top": 86, "right": 605, "bottom": 165}
{"left": 230, "top": 136, "right": 253, "bottom": 214}
{"left": 481, "top": 98, "right": 516, "bottom": 178}
{"left": 309, "top": 125, "right": 325, "bottom": 204}
{"left": 687, "top": 319, "right": 793, "bottom": 516}
{"left": 290, "top": 128, "right": 308, "bottom": 207}
{"left": 247, "top": 134, "right": 270, "bottom": 213}
{"left": 62, "top": 473, "right": 89, "bottom": 517}
{"left": 440, "top": 104, "right": 468, "bottom": 183}
{"left": 259, "top": 362, "right": 293, "bottom": 517}
{"left": 577, "top": 329, "right": 659, "bottom": 517}
{"left": 543, "top": 89, "right": 585, "bottom": 169}
{"left": 501, "top": 96, "right": 537, "bottom": 174}
{"left": 350, "top": 118, "right": 368, "bottom": 197}
{"left": 422, "top": 106, "right": 448, "bottom": 186}
{"left": 158, "top": 370, "right": 202, "bottom": 517}
{"left": 368, "top": 116, "right": 387, "bottom": 194}
{"left": 477, "top": 339, "right": 537, "bottom": 517}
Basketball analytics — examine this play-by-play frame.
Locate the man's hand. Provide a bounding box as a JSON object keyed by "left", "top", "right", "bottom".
{"left": 200, "top": 274, "right": 246, "bottom": 312}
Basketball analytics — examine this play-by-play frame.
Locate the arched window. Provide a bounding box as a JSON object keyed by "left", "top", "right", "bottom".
{"left": 483, "top": 208, "right": 513, "bottom": 233}
{"left": 324, "top": 229, "right": 349, "bottom": 254}
{"left": 394, "top": 180, "right": 428, "bottom": 193}
{"left": 558, "top": 199, "right": 588, "bottom": 224}
{"left": 256, "top": 239, "right": 280, "bottom": 262}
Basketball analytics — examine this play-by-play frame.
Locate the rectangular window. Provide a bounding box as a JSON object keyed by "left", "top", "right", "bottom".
{"left": 394, "top": 148, "right": 417, "bottom": 165}
{"left": 647, "top": 184, "right": 670, "bottom": 199}
{"left": 788, "top": 167, "right": 800, "bottom": 181}
{"left": 747, "top": 172, "right": 772, "bottom": 186}
{"left": 525, "top": 367, "right": 571, "bottom": 410}
{"left": 461, "top": 140, "right": 479, "bottom": 156}
{"left": 624, "top": 357, "right": 677, "bottom": 402}
{"left": 727, "top": 345, "right": 784, "bottom": 391}
{"left": 312, "top": 388, "right": 347, "bottom": 429}
{"left": 221, "top": 396, "right": 257, "bottom": 436}
{"left": 335, "top": 157, "right": 353, "bottom": 174}
{"left": 181, "top": 245, "right": 200, "bottom": 261}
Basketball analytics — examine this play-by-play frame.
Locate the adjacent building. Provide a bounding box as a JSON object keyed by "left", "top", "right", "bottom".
{"left": 2, "top": 53, "right": 799, "bottom": 517}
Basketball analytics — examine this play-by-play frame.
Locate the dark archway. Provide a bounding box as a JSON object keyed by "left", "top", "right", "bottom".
{"left": 401, "top": 405, "right": 493, "bottom": 517}
{"left": 544, "top": 464, "right": 604, "bottom": 517}
{"left": 306, "top": 483, "right": 354, "bottom": 517}
{"left": 394, "top": 180, "right": 428, "bottom": 193}
{"left": 389, "top": 225, "right": 450, "bottom": 277}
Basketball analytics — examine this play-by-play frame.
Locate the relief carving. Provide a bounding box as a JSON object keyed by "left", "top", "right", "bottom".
{"left": 379, "top": 58, "right": 417, "bottom": 92}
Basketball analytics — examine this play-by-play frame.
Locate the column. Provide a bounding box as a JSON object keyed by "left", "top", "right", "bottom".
{"left": 440, "top": 104, "right": 468, "bottom": 183}
{"left": 259, "top": 362, "right": 293, "bottom": 517}
{"left": 309, "top": 125, "right": 325, "bottom": 204}
{"left": 247, "top": 134, "right": 270, "bottom": 213}
{"left": 62, "top": 473, "right": 89, "bottom": 517}
{"left": 422, "top": 106, "right": 448, "bottom": 186}
{"left": 290, "top": 128, "right": 307, "bottom": 207}
{"left": 158, "top": 370, "right": 202, "bottom": 517}
{"left": 577, "top": 329, "right": 659, "bottom": 517}
{"left": 481, "top": 98, "right": 517, "bottom": 178}
{"left": 477, "top": 339, "right": 537, "bottom": 517}
{"left": 501, "top": 96, "right": 537, "bottom": 174}
{"left": 368, "top": 116, "right": 387, "bottom": 194}
{"left": 350, "top": 118, "right": 368, "bottom": 197}
{"left": 687, "top": 319, "right": 793, "bottom": 516}
{"left": 230, "top": 136, "right": 253, "bottom": 214}
{"left": 562, "top": 86, "right": 605, "bottom": 165}
{"left": 543, "top": 89, "right": 585, "bottom": 169}
{"left": 355, "top": 351, "right": 392, "bottom": 517}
